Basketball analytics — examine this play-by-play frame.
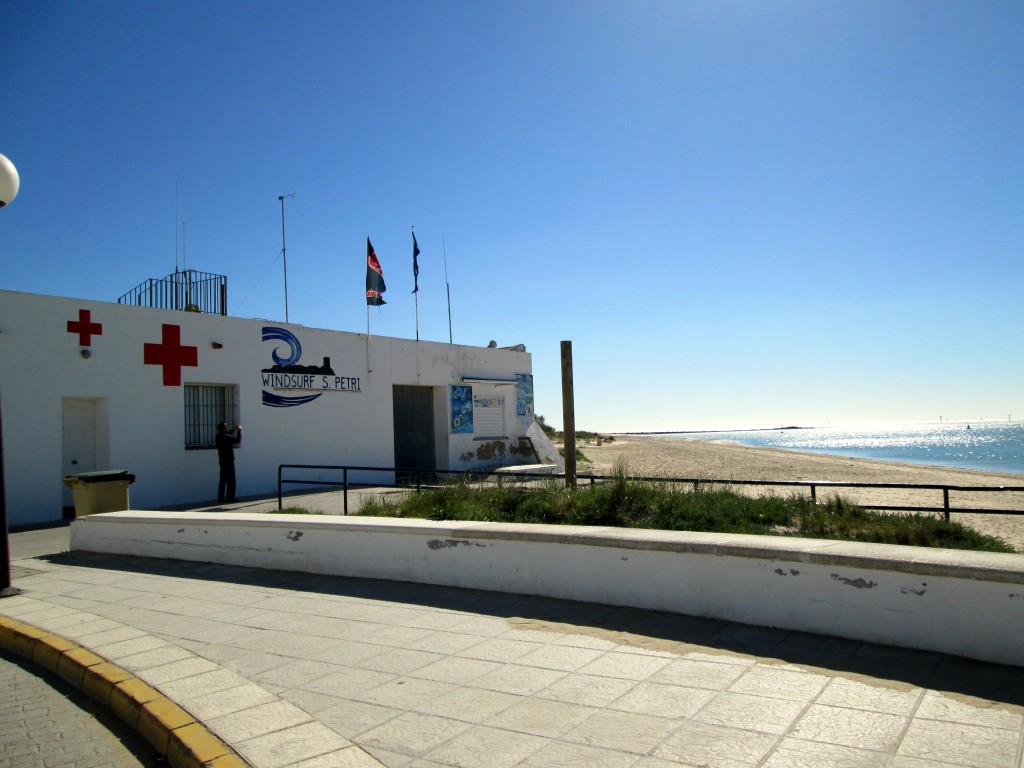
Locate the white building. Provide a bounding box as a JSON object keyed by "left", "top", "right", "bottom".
{"left": 0, "top": 284, "right": 545, "bottom": 528}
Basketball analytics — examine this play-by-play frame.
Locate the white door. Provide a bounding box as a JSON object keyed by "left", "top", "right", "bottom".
{"left": 62, "top": 398, "right": 98, "bottom": 506}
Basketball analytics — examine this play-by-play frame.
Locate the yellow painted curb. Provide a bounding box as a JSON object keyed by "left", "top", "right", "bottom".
{"left": 57, "top": 647, "right": 105, "bottom": 688}
{"left": 32, "top": 632, "right": 78, "bottom": 673}
{"left": 0, "top": 614, "right": 251, "bottom": 768}
{"left": 82, "top": 660, "right": 134, "bottom": 705}
{"left": 139, "top": 697, "right": 195, "bottom": 754}
{"left": 9, "top": 620, "right": 47, "bottom": 658}
{"left": 167, "top": 722, "right": 232, "bottom": 768}
{"left": 110, "top": 677, "right": 164, "bottom": 730}
{"left": 0, "top": 614, "right": 20, "bottom": 645}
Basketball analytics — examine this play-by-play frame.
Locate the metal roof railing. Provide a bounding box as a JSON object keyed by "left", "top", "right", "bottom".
{"left": 118, "top": 269, "right": 227, "bottom": 315}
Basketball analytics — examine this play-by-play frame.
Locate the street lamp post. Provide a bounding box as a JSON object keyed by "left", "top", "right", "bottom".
{"left": 1, "top": 152, "right": 22, "bottom": 597}
{"left": 0, "top": 394, "right": 15, "bottom": 598}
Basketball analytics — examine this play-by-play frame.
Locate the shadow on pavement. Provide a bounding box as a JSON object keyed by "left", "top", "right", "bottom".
{"left": 39, "top": 549, "right": 1024, "bottom": 709}
{"left": 1, "top": 647, "right": 165, "bottom": 767}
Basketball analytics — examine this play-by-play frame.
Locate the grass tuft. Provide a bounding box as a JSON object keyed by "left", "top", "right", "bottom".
{"left": 357, "top": 473, "right": 1015, "bottom": 553}
{"left": 273, "top": 507, "right": 320, "bottom": 515}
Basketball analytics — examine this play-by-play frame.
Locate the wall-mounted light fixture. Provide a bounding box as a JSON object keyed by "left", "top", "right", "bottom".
{"left": 211, "top": 342, "right": 223, "bottom": 350}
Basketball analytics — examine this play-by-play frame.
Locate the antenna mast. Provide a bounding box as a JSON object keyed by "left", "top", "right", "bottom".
{"left": 174, "top": 181, "right": 180, "bottom": 273}
{"left": 278, "top": 192, "right": 296, "bottom": 323}
{"left": 443, "top": 237, "right": 453, "bottom": 344}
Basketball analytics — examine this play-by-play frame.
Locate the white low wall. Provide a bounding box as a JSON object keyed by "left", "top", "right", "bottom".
{"left": 71, "top": 511, "right": 1024, "bottom": 667}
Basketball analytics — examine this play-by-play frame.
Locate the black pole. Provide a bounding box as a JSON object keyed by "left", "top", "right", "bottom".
{"left": 446, "top": 283, "right": 452, "bottom": 344}
{"left": 443, "top": 237, "right": 453, "bottom": 344}
{"left": 278, "top": 195, "right": 289, "bottom": 323}
{"left": 1, "top": 386, "right": 22, "bottom": 598}
{"left": 413, "top": 226, "right": 420, "bottom": 342}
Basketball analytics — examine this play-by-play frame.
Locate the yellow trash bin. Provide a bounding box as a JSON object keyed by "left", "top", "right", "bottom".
{"left": 62, "top": 470, "right": 135, "bottom": 517}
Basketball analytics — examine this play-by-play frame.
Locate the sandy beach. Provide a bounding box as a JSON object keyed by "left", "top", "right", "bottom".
{"left": 577, "top": 435, "right": 1024, "bottom": 552}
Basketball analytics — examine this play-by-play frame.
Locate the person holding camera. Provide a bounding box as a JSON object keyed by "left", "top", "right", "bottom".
{"left": 215, "top": 422, "right": 243, "bottom": 503}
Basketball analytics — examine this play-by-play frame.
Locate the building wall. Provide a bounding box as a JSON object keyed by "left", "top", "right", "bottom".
{"left": 0, "top": 289, "right": 534, "bottom": 527}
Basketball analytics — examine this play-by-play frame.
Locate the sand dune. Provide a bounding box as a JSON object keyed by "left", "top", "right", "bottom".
{"left": 576, "top": 435, "right": 1024, "bottom": 552}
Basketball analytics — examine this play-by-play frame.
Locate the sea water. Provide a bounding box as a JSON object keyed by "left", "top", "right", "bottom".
{"left": 668, "top": 421, "right": 1024, "bottom": 476}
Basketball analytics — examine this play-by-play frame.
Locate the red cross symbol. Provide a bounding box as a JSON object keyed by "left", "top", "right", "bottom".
{"left": 67, "top": 309, "right": 103, "bottom": 346}
{"left": 143, "top": 324, "right": 198, "bottom": 386}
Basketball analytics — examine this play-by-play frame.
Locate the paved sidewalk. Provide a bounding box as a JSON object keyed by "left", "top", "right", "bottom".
{"left": 4, "top": 525, "right": 1024, "bottom": 768}
{"left": 1, "top": 647, "right": 162, "bottom": 768}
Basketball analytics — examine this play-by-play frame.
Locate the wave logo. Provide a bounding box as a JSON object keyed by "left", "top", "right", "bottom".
{"left": 261, "top": 326, "right": 324, "bottom": 407}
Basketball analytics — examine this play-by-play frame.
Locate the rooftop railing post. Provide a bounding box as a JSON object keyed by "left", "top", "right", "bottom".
{"left": 943, "top": 488, "right": 950, "bottom": 523}
{"left": 277, "top": 465, "right": 283, "bottom": 510}
{"left": 811, "top": 484, "right": 817, "bottom": 504}
{"left": 343, "top": 468, "right": 349, "bottom": 516}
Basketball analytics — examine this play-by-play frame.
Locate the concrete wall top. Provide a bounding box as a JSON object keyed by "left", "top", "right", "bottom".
{"left": 81, "top": 511, "right": 1024, "bottom": 585}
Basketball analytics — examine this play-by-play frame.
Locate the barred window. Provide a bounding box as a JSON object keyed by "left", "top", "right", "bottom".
{"left": 184, "top": 384, "right": 239, "bottom": 449}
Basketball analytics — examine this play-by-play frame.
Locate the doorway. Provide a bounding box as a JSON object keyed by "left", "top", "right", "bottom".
{"left": 392, "top": 386, "right": 435, "bottom": 484}
{"left": 61, "top": 398, "right": 109, "bottom": 515}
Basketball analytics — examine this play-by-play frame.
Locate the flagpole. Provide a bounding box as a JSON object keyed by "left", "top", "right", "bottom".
{"left": 412, "top": 226, "right": 420, "bottom": 342}
{"left": 278, "top": 192, "right": 295, "bottom": 323}
{"left": 365, "top": 236, "right": 386, "bottom": 373}
{"left": 365, "top": 236, "right": 371, "bottom": 373}
{"left": 443, "top": 236, "right": 453, "bottom": 344}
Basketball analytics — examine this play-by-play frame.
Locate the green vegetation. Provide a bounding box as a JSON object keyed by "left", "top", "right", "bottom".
{"left": 356, "top": 464, "right": 1015, "bottom": 553}
{"left": 535, "top": 414, "right": 558, "bottom": 439}
{"left": 566, "top": 446, "right": 587, "bottom": 463}
{"left": 535, "top": 414, "right": 614, "bottom": 447}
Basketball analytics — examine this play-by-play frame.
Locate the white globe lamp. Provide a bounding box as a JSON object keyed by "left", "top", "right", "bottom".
{"left": 0, "top": 153, "right": 20, "bottom": 207}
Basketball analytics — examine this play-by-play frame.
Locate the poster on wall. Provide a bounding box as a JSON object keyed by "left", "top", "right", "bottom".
{"left": 450, "top": 384, "right": 473, "bottom": 433}
{"left": 515, "top": 373, "right": 534, "bottom": 417}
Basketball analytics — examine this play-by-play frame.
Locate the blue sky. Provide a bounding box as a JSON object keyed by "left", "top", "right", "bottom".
{"left": 3, "top": 1, "right": 1022, "bottom": 431}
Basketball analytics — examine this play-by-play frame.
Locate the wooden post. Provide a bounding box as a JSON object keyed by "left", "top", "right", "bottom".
{"left": 561, "top": 340, "right": 576, "bottom": 488}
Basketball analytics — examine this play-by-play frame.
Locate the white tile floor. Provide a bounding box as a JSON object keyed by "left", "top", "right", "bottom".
{"left": 4, "top": 531, "right": 1024, "bottom": 768}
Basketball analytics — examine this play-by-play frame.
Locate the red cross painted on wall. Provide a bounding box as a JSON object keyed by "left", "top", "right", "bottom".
{"left": 67, "top": 309, "right": 103, "bottom": 346}
{"left": 143, "top": 324, "right": 198, "bottom": 386}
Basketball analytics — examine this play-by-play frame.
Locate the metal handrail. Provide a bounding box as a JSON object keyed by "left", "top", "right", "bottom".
{"left": 607, "top": 476, "right": 1024, "bottom": 522}
{"left": 277, "top": 464, "right": 1024, "bottom": 522}
{"left": 277, "top": 464, "right": 505, "bottom": 515}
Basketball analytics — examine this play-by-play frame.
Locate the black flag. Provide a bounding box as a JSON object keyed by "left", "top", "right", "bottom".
{"left": 412, "top": 230, "right": 420, "bottom": 294}
{"left": 366, "top": 238, "right": 386, "bottom": 306}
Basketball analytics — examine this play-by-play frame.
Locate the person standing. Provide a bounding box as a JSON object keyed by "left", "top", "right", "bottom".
{"left": 215, "top": 422, "right": 242, "bottom": 503}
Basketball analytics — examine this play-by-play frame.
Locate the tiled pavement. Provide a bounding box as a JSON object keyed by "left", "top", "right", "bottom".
{"left": 3, "top": 525, "right": 1024, "bottom": 768}
{"left": 0, "top": 646, "right": 162, "bottom": 767}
